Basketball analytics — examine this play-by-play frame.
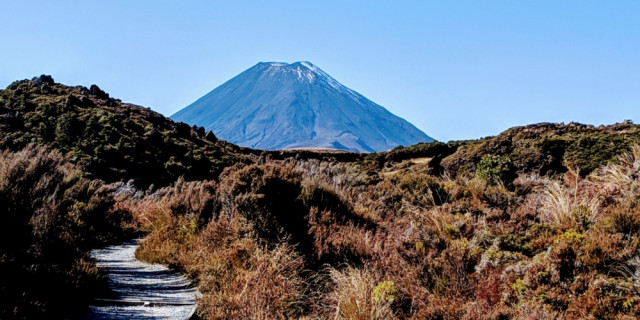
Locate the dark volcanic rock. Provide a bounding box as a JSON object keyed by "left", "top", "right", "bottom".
{"left": 32, "top": 74, "right": 54, "bottom": 86}
{"left": 204, "top": 130, "right": 217, "bottom": 142}
{"left": 90, "top": 84, "right": 110, "bottom": 100}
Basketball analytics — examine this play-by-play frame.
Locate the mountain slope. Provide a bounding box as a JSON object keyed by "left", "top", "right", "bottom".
{"left": 172, "top": 61, "right": 433, "bottom": 152}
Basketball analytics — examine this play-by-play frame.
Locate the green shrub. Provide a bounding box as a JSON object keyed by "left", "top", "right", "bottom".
{"left": 476, "top": 154, "right": 515, "bottom": 184}
{"left": 373, "top": 280, "right": 398, "bottom": 303}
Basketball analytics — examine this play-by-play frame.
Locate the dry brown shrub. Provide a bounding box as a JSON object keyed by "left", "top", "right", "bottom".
{"left": 129, "top": 146, "right": 640, "bottom": 319}
{"left": 0, "top": 146, "right": 128, "bottom": 318}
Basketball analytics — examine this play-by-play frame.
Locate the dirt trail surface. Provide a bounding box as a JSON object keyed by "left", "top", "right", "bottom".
{"left": 84, "top": 239, "right": 200, "bottom": 320}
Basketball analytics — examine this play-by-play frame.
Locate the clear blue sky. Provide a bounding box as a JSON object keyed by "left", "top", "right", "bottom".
{"left": 1, "top": 1, "right": 639, "bottom": 141}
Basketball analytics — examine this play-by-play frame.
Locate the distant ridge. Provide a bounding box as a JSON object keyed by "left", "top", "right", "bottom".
{"left": 171, "top": 61, "right": 433, "bottom": 152}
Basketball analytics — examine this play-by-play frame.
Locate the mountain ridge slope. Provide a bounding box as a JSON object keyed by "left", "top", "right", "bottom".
{"left": 171, "top": 61, "right": 433, "bottom": 152}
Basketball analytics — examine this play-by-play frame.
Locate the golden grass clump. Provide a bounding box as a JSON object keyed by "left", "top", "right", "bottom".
{"left": 325, "top": 266, "right": 394, "bottom": 320}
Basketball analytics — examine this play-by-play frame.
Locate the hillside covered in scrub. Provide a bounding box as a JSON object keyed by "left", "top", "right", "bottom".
{"left": 2, "top": 76, "right": 640, "bottom": 319}
{"left": 0, "top": 75, "right": 254, "bottom": 187}
{"left": 129, "top": 139, "right": 640, "bottom": 319}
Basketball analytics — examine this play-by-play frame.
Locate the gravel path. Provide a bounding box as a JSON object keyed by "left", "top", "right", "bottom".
{"left": 84, "top": 239, "right": 200, "bottom": 320}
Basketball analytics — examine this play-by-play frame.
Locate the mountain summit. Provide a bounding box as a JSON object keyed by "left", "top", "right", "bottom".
{"left": 171, "top": 61, "right": 433, "bottom": 152}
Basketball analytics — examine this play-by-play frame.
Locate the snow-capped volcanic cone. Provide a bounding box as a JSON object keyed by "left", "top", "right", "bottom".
{"left": 171, "top": 61, "right": 433, "bottom": 152}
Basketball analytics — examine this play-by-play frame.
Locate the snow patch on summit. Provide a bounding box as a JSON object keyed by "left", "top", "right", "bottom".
{"left": 300, "top": 61, "right": 317, "bottom": 71}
